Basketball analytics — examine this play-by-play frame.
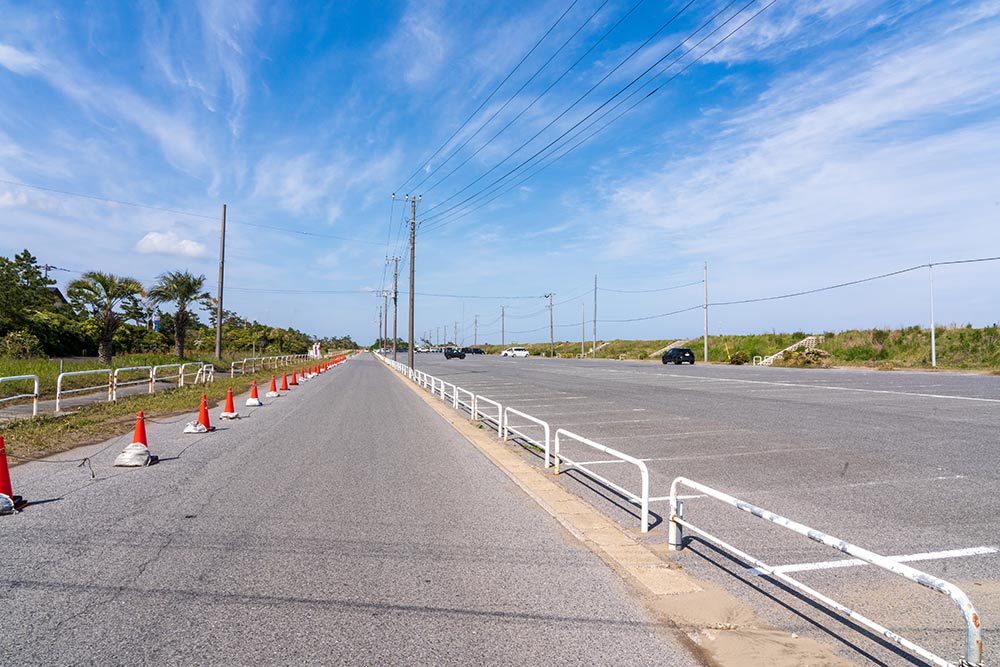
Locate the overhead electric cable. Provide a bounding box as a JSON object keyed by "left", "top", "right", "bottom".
{"left": 415, "top": 0, "right": 628, "bottom": 194}
{"left": 601, "top": 280, "right": 703, "bottom": 293}
{"left": 418, "top": 0, "right": 702, "bottom": 222}
{"left": 394, "top": 0, "right": 582, "bottom": 193}
{"left": 419, "top": 0, "right": 762, "bottom": 233}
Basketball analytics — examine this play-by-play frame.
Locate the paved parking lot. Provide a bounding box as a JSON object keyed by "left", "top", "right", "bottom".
{"left": 402, "top": 353, "right": 999, "bottom": 666}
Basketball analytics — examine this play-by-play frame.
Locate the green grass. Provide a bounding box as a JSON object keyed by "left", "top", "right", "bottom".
{"left": 471, "top": 324, "right": 1000, "bottom": 370}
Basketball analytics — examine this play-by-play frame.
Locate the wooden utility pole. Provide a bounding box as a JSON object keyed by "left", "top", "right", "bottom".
{"left": 546, "top": 293, "right": 554, "bottom": 358}
{"left": 474, "top": 315, "right": 478, "bottom": 346}
{"left": 215, "top": 204, "right": 226, "bottom": 360}
{"left": 392, "top": 257, "right": 399, "bottom": 361}
{"left": 378, "top": 304, "right": 383, "bottom": 350}
{"left": 501, "top": 306, "right": 505, "bottom": 349}
{"left": 408, "top": 195, "right": 419, "bottom": 370}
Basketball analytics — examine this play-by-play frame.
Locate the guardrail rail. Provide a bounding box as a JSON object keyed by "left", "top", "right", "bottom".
{"left": 668, "top": 476, "right": 982, "bottom": 667}
{"left": 0, "top": 374, "right": 40, "bottom": 417}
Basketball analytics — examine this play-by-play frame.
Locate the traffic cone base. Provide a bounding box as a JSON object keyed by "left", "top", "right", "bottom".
{"left": 115, "top": 412, "right": 154, "bottom": 467}
{"left": 184, "top": 394, "right": 215, "bottom": 433}
{"left": 265, "top": 375, "right": 280, "bottom": 398}
{"left": 0, "top": 436, "right": 26, "bottom": 515}
{"left": 246, "top": 380, "right": 263, "bottom": 407}
{"left": 220, "top": 387, "right": 239, "bottom": 419}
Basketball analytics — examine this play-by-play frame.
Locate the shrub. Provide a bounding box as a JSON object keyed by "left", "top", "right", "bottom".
{"left": 0, "top": 330, "right": 44, "bottom": 358}
{"left": 728, "top": 351, "right": 749, "bottom": 365}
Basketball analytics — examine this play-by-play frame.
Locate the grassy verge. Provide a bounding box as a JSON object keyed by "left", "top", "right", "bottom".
{"left": 1, "top": 366, "right": 302, "bottom": 462}
{"left": 471, "top": 324, "right": 1000, "bottom": 370}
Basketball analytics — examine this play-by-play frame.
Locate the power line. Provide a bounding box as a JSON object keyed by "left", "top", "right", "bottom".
{"left": 417, "top": 0, "right": 704, "bottom": 225}
{"left": 394, "top": 0, "right": 582, "bottom": 194}
{"left": 416, "top": 0, "right": 628, "bottom": 195}
{"left": 600, "top": 280, "right": 703, "bottom": 293}
{"left": 419, "top": 0, "right": 770, "bottom": 233}
{"left": 709, "top": 256, "right": 1000, "bottom": 307}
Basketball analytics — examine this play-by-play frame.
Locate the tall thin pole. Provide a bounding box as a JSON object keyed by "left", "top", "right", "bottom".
{"left": 384, "top": 291, "right": 389, "bottom": 351}
{"left": 214, "top": 203, "right": 226, "bottom": 360}
{"left": 546, "top": 293, "right": 554, "bottom": 358}
{"left": 581, "top": 303, "right": 585, "bottom": 358}
{"left": 454, "top": 321, "right": 458, "bottom": 346}
{"left": 378, "top": 304, "right": 383, "bottom": 349}
{"left": 703, "top": 262, "right": 709, "bottom": 363}
{"left": 408, "top": 195, "right": 418, "bottom": 370}
{"left": 929, "top": 263, "right": 937, "bottom": 368}
{"left": 501, "top": 306, "right": 505, "bottom": 349}
{"left": 392, "top": 257, "right": 399, "bottom": 361}
{"left": 474, "top": 315, "right": 478, "bottom": 346}
{"left": 593, "top": 274, "right": 597, "bottom": 357}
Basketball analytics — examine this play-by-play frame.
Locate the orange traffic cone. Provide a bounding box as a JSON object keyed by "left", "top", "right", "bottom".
{"left": 246, "top": 380, "right": 263, "bottom": 407}
{"left": 280, "top": 373, "right": 290, "bottom": 391}
{"left": 220, "top": 387, "right": 239, "bottom": 419}
{"left": 290, "top": 371, "right": 299, "bottom": 386}
{"left": 114, "top": 412, "right": 155, "bottom": 467}
{"left": 266, "top": 375, "right": 280, "bottom": 398}
{"left": 0, "top": 435, "right": 26, "bottom": 514}
{"left": 299, "top": 366, "right": 310, "bottom": 382}
{"left": 185, "top": 395, "right": 214, "bottom": 433}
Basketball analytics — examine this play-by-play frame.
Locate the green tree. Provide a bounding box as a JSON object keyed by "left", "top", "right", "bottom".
{"left": 0, "top": 249, "right": 57, "bottom": 334}
{"left": 148, "top": 271, "right": 211, "bottom": 359}
{"left": 67, "top": 271, "right": 144, "bottom": 363}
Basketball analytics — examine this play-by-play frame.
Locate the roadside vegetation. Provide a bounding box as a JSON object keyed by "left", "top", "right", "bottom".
{"left": 472, "top": 324, "right": 1000, "bottom": 370}
{"left": 0, "top": 248, "right": 358, "bottom": 401}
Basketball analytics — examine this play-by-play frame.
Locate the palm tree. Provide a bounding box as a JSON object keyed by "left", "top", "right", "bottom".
{"left": 67, "top": 272, "right": 144, "bottom": 363}
{"left": 148, "top": 271, "right": 210, "bottom": 359}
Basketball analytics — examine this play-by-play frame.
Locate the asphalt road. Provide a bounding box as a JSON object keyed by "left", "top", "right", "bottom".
{"left": 406, "top": 353, "right": 1000, "bottom": 666}
{"left": 0, "top": 356, "right": 697, "bottom": 666}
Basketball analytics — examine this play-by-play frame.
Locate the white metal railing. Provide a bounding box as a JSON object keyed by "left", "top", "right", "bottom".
{"left": 112, "top": 366, "right": 153, "bottom": 400}
{"left": 668, "top": 477, "right": 982, "bottom": 667}
{"left": 442, "top": 381, "right": 456, "bottom": 404}
{"left": 0, "top": 374, "right": 40, "bottom": 416}
{"left": 472, "top": 395, "right": 503, "bottom": 438}
{"left": 56, "top": 369, "right": 111, "bottom": 412}
{"left": 179, "top": 362, "right": 204, "bottom": 386}
{"left": 152, "top": 363, "right": 183, "bottom": 390}
{"left": 554, "top": 428, "right": 650, "bottom": 533}
{"left": 503, "top": 407, "right": 551, "bottom": 467}
{"left": 195, "top": 364, "right": 214, "bottom": 384}
{"left": 455, "top": 387, "right": 475, "bottom": 415}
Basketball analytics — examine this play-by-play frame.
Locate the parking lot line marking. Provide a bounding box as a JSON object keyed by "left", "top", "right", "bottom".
{"left": 599, "top": 429, "right": 747, "bottom": 440}
{"left": 658, "top": 373, "right": 1000, "bottom": 403}
{"left": 559, "top": 419, "right": 654, "bottom": 427}
{"left": 637, "top": 446, "right": 832, "bottom": 463}
{"left": 747, "top": 546, "right": 998, "bottom": 576}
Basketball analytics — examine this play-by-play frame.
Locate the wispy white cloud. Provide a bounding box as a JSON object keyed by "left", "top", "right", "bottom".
{"left": 135, "top": 231, "right": 207, "bottom": 258}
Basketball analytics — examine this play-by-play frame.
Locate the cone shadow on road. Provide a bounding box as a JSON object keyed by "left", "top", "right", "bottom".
{"left": 684, "top": 539, "right": 928, "bottom": 666}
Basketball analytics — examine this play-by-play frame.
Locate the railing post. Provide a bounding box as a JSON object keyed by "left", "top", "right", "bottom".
{"left": 108, "top": 372, "right": 114, "bottom": 402}
{"left": 668, "top": 480, "right": 684, "bottom": 550}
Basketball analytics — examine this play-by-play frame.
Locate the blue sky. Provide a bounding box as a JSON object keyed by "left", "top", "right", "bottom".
{"left": 1, "top": 0, "right": 998, "bottom": 346}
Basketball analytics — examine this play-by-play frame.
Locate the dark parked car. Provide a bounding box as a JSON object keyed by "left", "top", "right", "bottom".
{"left": 470, "top": 348, "right": 485, "bottom": 355}
{"left": 461, "top": 347, "right": 485, "bottom": 355}
{"left": 444, "top": 347, "right": 466, "bottom": 359}
{"left": 662, "top": 348, "right": 695, "bottom": 364}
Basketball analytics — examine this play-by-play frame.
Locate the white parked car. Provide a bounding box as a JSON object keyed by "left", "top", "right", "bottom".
{"left": 501, "top": 347, "right": 530, "bottom": 357}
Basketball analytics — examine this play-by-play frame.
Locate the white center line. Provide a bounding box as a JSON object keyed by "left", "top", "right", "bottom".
{"left": 748, "top": 546, "right": 998, "bottom": 576}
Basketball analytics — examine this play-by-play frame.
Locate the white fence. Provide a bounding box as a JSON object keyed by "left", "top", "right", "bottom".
{"left": 668, "top": 476, "right": 981, "bottom": 667}
{"left": 56, "top": 368, "right": 112, "bottom": 412}
{"left": 554, "top": 428, "right": 650, "bottom": 532}
{"left": 503, "top": 407, "right": 551, "bottom": 468}
{"left": 0, "top": 375, "right": 40, "bottom": 417}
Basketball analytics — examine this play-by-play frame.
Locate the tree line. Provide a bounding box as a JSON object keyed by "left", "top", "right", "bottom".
{"left": 0, "top": 249, "right": 357, "bottom": 363}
